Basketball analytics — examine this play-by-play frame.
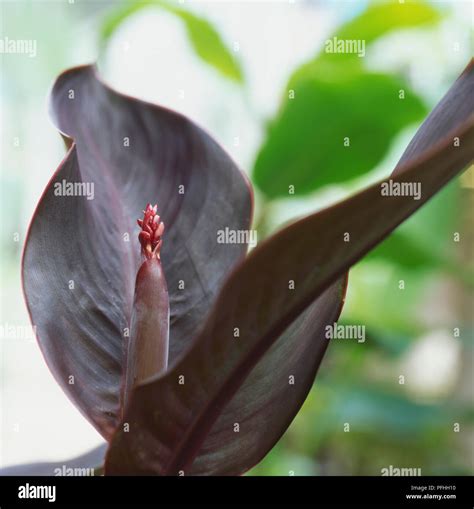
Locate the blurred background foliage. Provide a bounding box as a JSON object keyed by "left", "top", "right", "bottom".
{"left": 1, "top": 0, "right": 472, "bottom": 475}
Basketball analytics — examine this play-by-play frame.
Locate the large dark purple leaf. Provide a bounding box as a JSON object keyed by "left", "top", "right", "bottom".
{"left": 22, "top": 65, "right": 252, "bottom": 438}
{"left": 105, "top": 61, "right": 474, "bottom": 475}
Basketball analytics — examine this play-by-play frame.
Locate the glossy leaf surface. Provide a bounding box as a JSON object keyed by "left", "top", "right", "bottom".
{"left": 22, "top": 65, "right": 252, "bottom": 438}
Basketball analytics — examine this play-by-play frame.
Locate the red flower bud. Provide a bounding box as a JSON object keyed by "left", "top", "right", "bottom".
{"left": 137, "top": 203, "right": 165, "bottom": 259}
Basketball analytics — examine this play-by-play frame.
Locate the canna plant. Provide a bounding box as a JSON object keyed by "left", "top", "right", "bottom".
{"left": 9, "top": 59, "right": 474, "bottom": 475}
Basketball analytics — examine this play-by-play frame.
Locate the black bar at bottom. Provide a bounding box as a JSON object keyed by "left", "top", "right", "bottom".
{"left": 0, "top": 475, "right": 471, "bottom": 506}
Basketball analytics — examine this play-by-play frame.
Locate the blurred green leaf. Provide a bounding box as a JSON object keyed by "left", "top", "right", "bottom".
{"left": 253, "top": 64, "right": 426, "bottom": 198}
{"left": 253, "top": 1, "right": 441, "bottom": 198}
{"left": 324, "top": 0, "right": 441, "bottom": 61}
{"left": 367, "top": 230, "right": 473, "bottom": 286}
{"left": 366, "top": 181, "right": 474, "bottom": 286}
{"left": 251, "top": 376, "right": 471, "bottom": 475}
{"left": 367, "top": 230, "right": 443, "bottom": 270}
{"left": 392, "top": 178, "right": 458, "bottom": 254}
{"left": 100, "top": 0, "right": 243, "bottom": 83}
{"left": 248, "top": 446, "right": 318, "bottom": 476}
{"left": 329, "top": 383, "right": 445, "bottom": 435}
{"left": 100, "top": 1, "right": 145, "bottom": 42}
{"left": 333, "top": 320, "right": 413, "bottom": 357}
{"left": 343, "top": 262, "right": 426, "bottom": 333}
{"left": 174, "top": 9, "right": 243, "bottom": 83}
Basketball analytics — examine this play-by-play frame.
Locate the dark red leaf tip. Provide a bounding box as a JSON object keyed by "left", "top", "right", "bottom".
{"left": 138, "top": 203, "right": 164, "bottom": 259}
